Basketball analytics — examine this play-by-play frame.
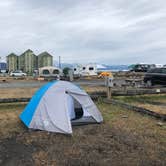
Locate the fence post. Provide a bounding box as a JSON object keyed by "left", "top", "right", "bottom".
{"left": 107, "top": 86, "right": 112, "bottom": 100}
{"left": 68, "top": 70, "right": 74, "bottom": 81}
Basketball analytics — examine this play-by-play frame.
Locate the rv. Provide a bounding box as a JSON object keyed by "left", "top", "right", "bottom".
{"left": 73, "top": 64, "right": 97, "bottom": 77}
{"left": 73, "top": 65, "right": 82, "bottom": 77}
{"left": 81, "top": 64, "right": 97, "bottom": 76}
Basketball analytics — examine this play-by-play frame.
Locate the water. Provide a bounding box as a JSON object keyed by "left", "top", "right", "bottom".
{"left": 97, "top": 65, "right": 129, "bottom": 72}
{"left": 55, "top": 63, "right": 130, "bottom": 72}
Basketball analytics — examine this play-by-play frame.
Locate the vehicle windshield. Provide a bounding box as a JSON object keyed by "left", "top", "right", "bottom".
{"left": 147, "top": 68, "right": 162, "bottom": 73}
{"left": 161, "top": 68, "right": 166, "bottom": 74}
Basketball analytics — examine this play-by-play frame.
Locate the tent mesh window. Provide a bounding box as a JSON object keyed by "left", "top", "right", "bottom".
{"left": 73, "top": 98, "right": 83, "bottom": 120}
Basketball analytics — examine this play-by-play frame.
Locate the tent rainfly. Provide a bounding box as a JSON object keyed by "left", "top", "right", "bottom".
{"left": 20, "top": 81, "right": 103, "bottom": 134}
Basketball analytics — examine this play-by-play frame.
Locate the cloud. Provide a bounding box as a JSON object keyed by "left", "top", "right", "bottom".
{"left": 0, "top": 0, "right": 166, "bottom": 64}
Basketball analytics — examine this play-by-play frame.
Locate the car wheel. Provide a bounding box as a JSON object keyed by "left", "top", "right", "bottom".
{"left": 147, "top": 80, "right": 152, "bottom": 87}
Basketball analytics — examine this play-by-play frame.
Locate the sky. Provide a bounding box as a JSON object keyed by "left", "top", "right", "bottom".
{"left": 0, "top": 0, "right": 166, "bottom": 65}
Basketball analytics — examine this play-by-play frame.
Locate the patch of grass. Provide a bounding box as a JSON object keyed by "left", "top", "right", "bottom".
{"left": 0, "top": 103, "right": 26, "bottom": 139}
{"left": 113, "top": 94, "right": 166, "bottom": 103}
{"left": 97, "top": 100, "right": 166, "bottom": 144}
{"left": 0, "top": 102, "right": 27, "bottom": 111}
{"left": 0, "top": 101, "right": 166, "bottom": 165}
{"left": 113, "top": 94, "right": 166, "bottom": 115}
{"left": 97, "top": 101, "right": 125, "bottom": 122}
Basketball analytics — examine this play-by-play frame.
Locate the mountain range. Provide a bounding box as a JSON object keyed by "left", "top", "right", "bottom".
{"left": 54, "top": 61, "right": 129, "bottom": 71}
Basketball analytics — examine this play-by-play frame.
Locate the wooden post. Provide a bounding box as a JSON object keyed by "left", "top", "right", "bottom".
{"left": 105, "top": 76, "right": 113, "bottom": 100}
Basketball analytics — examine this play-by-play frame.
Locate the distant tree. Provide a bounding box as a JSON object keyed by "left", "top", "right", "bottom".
{"left": 63, "top": 67, "right": 71, "bottom": 77}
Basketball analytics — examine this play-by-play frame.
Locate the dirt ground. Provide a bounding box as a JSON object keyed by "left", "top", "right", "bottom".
{"left": 0, "top": 86, "right": 105, "bottom": 99}
{"left": 0, "top": 88, "right": 38, "bottom": 99}
{"left": 0, "top": 102, "right": 165, "bottom": 166}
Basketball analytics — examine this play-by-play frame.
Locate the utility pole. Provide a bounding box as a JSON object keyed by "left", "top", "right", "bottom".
{"left": 59, "top": 56, "right": 61, "bottom": 69}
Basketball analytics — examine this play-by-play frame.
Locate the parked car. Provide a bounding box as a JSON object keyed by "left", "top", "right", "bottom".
{"left": 144, "top": 68, "right": 166, "bottom": 86}
{"left": 10, "top": 70, "right": 27, "bottom": 77}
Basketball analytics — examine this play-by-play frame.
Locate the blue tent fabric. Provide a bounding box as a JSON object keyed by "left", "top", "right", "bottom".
{"left": 20, "top": 81, "right": 57, "bottom": 127}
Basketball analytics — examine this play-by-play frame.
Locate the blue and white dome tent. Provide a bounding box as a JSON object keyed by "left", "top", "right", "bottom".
{"left": 20, "top": 81, "right": 103, "bottom": 134}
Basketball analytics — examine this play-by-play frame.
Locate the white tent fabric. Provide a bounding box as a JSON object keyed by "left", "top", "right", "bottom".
{"left": 20, "top": 81, "right": 103, "bottom": 134}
